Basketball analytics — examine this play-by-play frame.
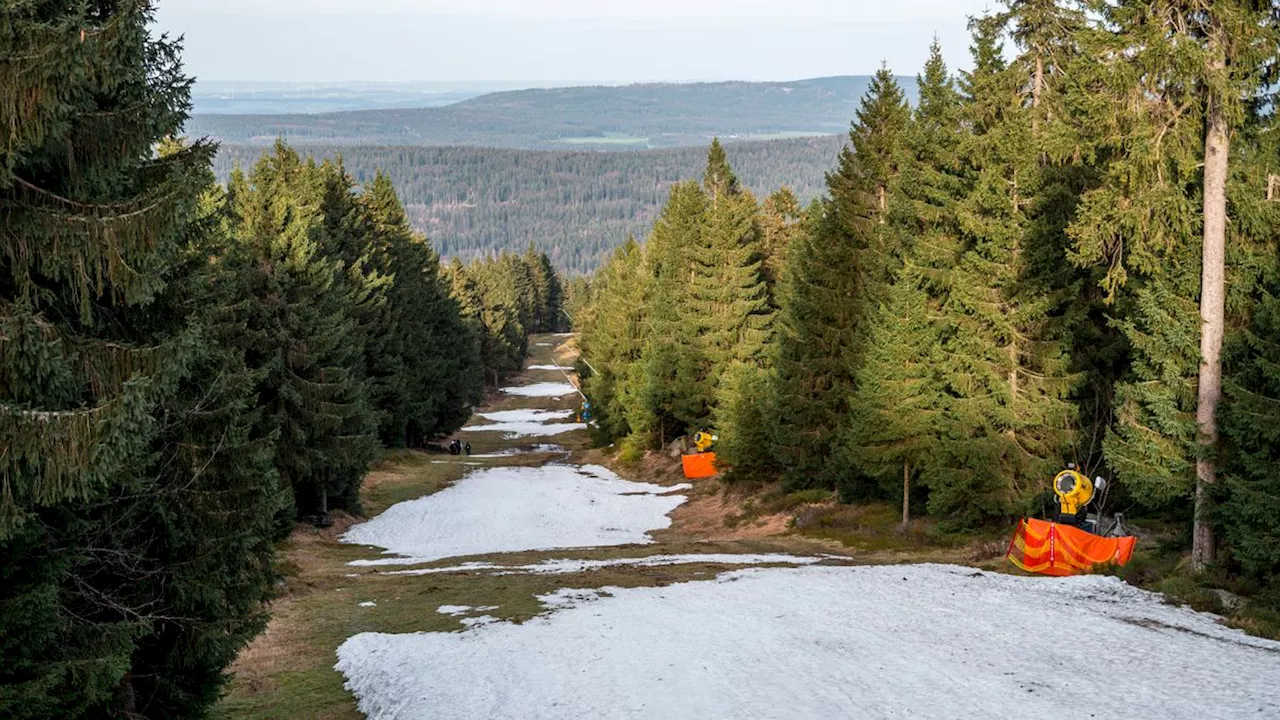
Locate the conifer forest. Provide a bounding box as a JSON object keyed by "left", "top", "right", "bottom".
{"left": 0, "top": 2, "right": 563, "bottom": 715}
{"left": 2, "top": 0, "right": 1280, "bottom": 718}
{"left": 578, "top": 1, "right": 1280, "bottom": 613}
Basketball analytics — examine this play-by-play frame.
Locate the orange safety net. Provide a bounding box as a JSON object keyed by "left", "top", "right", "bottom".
{"left": 1006, "top": 518, "right": 1136, "bottom": 577}
{"left": 681, "top": 452, "right": 718, "bottom": 479}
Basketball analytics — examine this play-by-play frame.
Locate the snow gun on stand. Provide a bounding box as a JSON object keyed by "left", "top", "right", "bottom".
{"left": 1006, "top": 464, "right": 1137, "bottom": 577}
{"left": 681, "top": 430, "right": 719, "bottom": 479}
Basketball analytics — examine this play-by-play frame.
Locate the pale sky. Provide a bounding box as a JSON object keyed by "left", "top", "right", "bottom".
{"left": 154, "top": 0, "right": 999, "bottom": 84}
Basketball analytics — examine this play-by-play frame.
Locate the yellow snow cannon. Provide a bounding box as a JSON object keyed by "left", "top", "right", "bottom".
{"left": 1053, "top": 467, "right": 1104, "bottom": 528}
{"left": 692, "top": 430, "right": 718, "bottom": 453}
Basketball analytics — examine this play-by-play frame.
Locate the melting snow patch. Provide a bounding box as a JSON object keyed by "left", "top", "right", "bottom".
{"left": 387, "top": 553, "right": 824, "bottom": 577}
{"left": 356, "top": 601, "right": 376, "bottom": 608}
{"left": 341, "top": 464, "right": 688, "bottom": 566}
{"left": 459, "top": 421, "right": 586, "bottom": 439}
{"left": 475, "top": 409, "right": 574, "bottom": 423}
{"left": 336, "top": 564, "right": 1280, "bottom": 719}
{"left": 500, "top": 382, "right": 577, "bottom": 397}
{"left": 527, "top": 364, "right": 573, "bottom": 370}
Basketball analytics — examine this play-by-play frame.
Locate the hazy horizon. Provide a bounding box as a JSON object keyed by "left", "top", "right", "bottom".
{"left": 155, "top": 0, "right": 996, "bottom": 85}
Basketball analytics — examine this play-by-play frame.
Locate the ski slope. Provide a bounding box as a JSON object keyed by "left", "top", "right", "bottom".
{"left": 337, "top": 563, "right": 1280, "bottom": 719}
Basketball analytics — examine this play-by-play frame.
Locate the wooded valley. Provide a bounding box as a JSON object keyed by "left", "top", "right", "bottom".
{"left": 212, "top": 136, "right": 846, "bottom": 273}
{"left": 2, "top": 0, "right": 1279, "bottom": 717}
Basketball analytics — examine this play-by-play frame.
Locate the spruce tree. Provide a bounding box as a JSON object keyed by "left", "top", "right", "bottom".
{"left": 692, "top": 139, "right": 773, "bottom": 371}
{"left": 924, "top": 20, "right": 1076, "bottom": 522}
{"left": 365, "top": 172, "right": 481, "bottom": 445}
{"left": 757, "top": 186, "right": 803, "bottom": 307}
{"left": 627, "top": 181, "right": 707, "bottom": 446}
{"left": 772, "top": 66, "right": 909, "bottom": 489}
{"left": 1221, "top": 265, "right": 1280, "bottom": 588}
{"left": 226, "top": 143, "right": 379, "bottom": 520}
{"left": 579, "top": 238, "right": 649, "bottom": 440}
{"left": 1066, "top": 0, "right": 1279, "bottom": 567}
{"left": 845, "top": 275, "right": 943, "bottom": 518}
{"left": 0, "top": 3, "right": 278, "bottom": 714}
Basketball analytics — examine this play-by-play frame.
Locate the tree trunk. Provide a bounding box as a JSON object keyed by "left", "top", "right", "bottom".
{"left": 902, "top": 460, "right": 910, "bottom": 528}
{"left": 1032, "top": 54, "right": 1044, "bottom": 110}
{"left": 1193, "top": 77, "right": 1229, "bottom": 573}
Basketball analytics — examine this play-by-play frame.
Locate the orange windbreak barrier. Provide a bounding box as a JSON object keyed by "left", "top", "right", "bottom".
{"left": 681, "top": 452, "right": 718, "bottom": 479}
{"left": 1006, "top": 518, "right": 1136, "bottom": 577}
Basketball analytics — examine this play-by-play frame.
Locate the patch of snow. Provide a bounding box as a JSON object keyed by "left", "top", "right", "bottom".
{"left": 342, "top": 464, "right": 687, "bottom": 566}
{"left": 475, "top": 409, "right": 574, "bottom": 423}
{"left": 535, "top": 342, "right": 552, "bottom": 346}
{"left": 387, "top": 553, "right": 824, "bottom": 577}
{"left": 527, "top": 364, "right": 573, "bottom": 371}
{"left": 500, "top": 382, "right": 577, "bottom": 397}
{"left": 356, "top": 601, "right": 376, "bottom": 608}
{"left": 459, "top": 420, "right": 586, "bottom": 439}
{"left": 460, "top": 615, "right": 499, "bottom": 627}
{"left": 436, "top": 605, "right": 473, "bottom": 616}
{"left": 336, "top": 564, "right": 1280, "bottom": 719}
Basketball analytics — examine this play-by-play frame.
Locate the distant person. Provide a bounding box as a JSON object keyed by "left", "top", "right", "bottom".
{"left": 464, "top": 442, "right": 472, "bottom": 456}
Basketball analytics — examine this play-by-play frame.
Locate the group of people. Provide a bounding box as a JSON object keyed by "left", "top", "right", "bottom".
{"left": 448, "top": 439, "right": 471, "bottom": 456}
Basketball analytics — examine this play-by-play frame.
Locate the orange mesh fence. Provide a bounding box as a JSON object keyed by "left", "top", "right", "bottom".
{"left": 681, "top": 452, "right": 718, "bottom": 479}
{"left": 1006, "top": 518, "right": 1136, "bottom": 577}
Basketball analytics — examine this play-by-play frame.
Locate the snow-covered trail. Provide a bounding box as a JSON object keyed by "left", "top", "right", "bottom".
{"left": 333, "top": 335, "right": 1280, "bottom": 720}
{"left": 338, "top": 564, "right": 1280, "bottom": 720}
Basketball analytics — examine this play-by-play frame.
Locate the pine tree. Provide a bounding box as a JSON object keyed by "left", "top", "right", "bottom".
{"left": 1066, "top": 0, "right": 1279, "bottom": 568}
{"left": 579, "top": 238, "right": 649, "bottom": 440}
{"left": 0, "top": 3, "right": 278, "bottom": 714}
{"left": 923, "top": 20, "right": 1077, "bottom": 523}
{"left": 772, "top": 66, "right": 909, "bottom": 489}
{"left": 365, "top": 172, "right": 481, "bottom": 446}
{"left": 227, "top": 143, "right": 379, "bottom": 521}
{"left": 846, "top": 275, "right": 943, "bottom": 519}
{"left": 627, "top": 181, "right": 707, "bottom": 446}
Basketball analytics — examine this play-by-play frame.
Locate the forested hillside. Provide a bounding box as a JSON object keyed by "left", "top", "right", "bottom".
{"left": 213, "top": 136, "right": 846, "bottom": 273}
{"left": 188, "top": 76, "right": 911, "bottom": 149}
{"left": 0, "top": 4, "right": 561, "bottom": 715}
{"left": 579, "top": 3, "right": 1280, "bottom": 588}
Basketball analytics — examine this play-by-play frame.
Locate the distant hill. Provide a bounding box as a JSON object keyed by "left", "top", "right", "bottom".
{"left": 213, "top": 135, "right": 848, "bottom": 273}
{"left": 189, "top": 80, "right": 556, "bottom": 115}
{"left": 189, "top": 76, "right": 910, "bottom": 150}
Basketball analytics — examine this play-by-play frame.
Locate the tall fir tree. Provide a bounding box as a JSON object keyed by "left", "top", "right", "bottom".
{"left": 579, "top": 238, "right": 649, "bottom": 441}
{"left": 226, "top": 143, "right": 379, "bottom": 520}
{"left": 364, "top": 172, "right": 481, "bottom": 446}
{"left": 0, "top": 2, "right": 279, "bottom": 715}
{"left": 772, "top": 68, "right": 909, "bottom": 489}
{"left": 845, "top": 274, "right": 943, "bottom": 518}
{"left": 925, "top": 20, "right": 1077, "bottom": 522}
{"left": 1066, "top": 0, "right": 1279, "bottom": 567}
{"left": 627, "top": 181, "right": 708, "bottom": 447}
